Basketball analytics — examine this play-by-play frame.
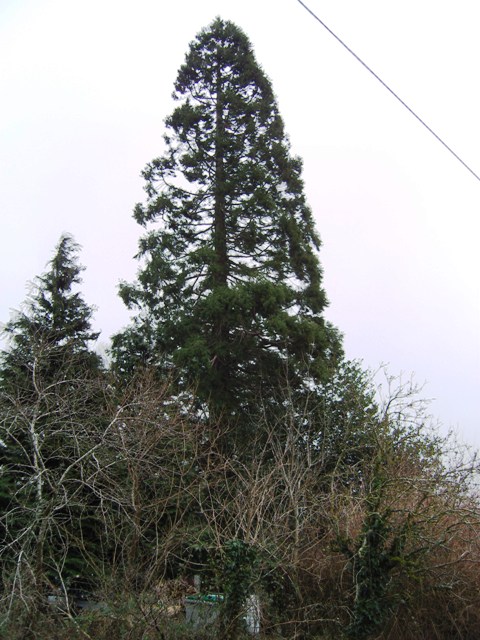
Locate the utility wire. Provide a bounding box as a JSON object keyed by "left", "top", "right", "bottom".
{"left": 296, "top": 0, "right": 480, "bottom": 183}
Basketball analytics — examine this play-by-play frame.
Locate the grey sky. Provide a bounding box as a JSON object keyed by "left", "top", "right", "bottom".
{"left": 1, "top": 0, "right": 479, "bottom": 446}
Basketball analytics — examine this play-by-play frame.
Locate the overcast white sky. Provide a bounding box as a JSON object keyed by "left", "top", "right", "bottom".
{"left": 1, "top": 0, "right": 479, "bottom": 447}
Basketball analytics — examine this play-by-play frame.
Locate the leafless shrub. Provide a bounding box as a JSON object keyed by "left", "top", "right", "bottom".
{"left": 2, "top": 362, "right": 479, "bottom": 639}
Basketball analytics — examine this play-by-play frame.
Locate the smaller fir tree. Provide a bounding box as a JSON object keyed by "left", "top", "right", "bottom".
{"left": 0, "top": 234, "right": 103, "bottom": 598}
{"left": 1, "top": 234, "right": 100, "bottom": 393}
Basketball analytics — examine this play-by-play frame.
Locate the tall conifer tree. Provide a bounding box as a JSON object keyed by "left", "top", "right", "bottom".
{"left": 113, "top": 18, "right": 341, "bottom": 420}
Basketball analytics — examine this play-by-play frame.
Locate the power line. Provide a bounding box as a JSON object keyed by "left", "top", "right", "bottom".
{"left": 296, "top": 0, "right": 480, "bottom": 183}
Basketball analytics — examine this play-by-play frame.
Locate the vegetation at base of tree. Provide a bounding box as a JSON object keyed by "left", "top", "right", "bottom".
{"left": 2, "top": 354, "right": 479, "bottom": 639}
{"left": 1, "top": 18, "right": 480, "bottom": 640}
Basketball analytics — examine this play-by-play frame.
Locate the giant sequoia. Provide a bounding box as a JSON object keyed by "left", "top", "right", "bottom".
{"left": 113, "top": 18, "right": 341, "bottom": 419}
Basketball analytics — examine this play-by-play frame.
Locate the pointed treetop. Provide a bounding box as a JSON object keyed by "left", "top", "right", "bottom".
{"left": 1, "top": 234, "right": 100, "bottom": 389}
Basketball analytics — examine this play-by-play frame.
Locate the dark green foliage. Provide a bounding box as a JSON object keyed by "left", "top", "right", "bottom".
{"left": 344, "top": 497, "right": 398, "bottom": 639}
{"left": 112, "top": 18, "right": 342, "bottom": 425}
{"left": 219, "top": 539, "right": 258, "bottom": 637}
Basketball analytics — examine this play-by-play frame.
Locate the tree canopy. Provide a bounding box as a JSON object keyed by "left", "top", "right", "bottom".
{"left": 113, "top": 18, "right": 342, "bottom": 420}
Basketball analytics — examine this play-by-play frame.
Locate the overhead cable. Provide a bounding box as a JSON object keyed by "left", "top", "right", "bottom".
{"left": 296, "top": 0, "right": 480, "bottom": 183}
